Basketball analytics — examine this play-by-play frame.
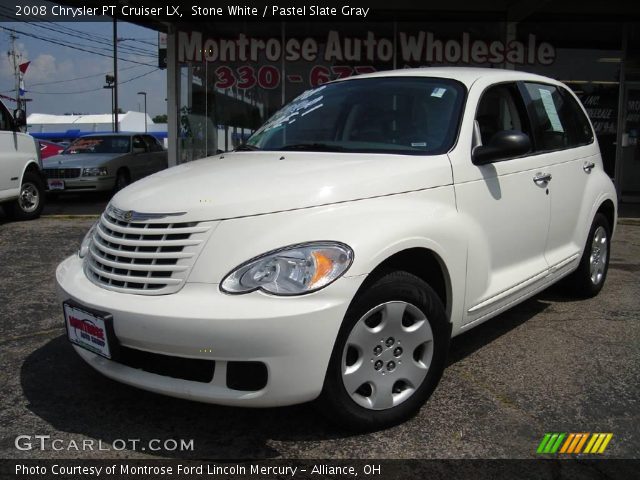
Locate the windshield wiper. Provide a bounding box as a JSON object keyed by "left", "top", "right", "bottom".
{"left": 234, "top": 144, "right": 261, "bottom": 151}
{"left": 279, "top": 143, "right": 348, "bottom": 152}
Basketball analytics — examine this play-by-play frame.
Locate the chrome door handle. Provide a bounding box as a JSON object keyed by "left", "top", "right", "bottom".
{"left": 533, "top": 172, "right": 552, "bottom": 185}
{"left": 583, "top": 161, "right": 595, "bottom": 173}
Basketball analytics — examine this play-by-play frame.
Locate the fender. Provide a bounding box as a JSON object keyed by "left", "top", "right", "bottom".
{"left": 190, "top": 186, "right": 470, "bottom": 331}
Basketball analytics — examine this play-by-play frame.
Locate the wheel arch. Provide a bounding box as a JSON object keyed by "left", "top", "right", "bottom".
{"left": 356, "top": 247, "right": 452, "bottom": 323}
{"left": 116, "top": 166, "right": 131, "bottom": 178}
{"left": 596, "top": 198, "right": 616, "bottom": 235}
{"left": 20, "top": 160, "right": 42, "bottom": 182}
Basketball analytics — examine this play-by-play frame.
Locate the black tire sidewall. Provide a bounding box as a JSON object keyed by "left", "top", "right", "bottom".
{"left": 319, "top": 271, "right": 451, "bottom": 431}
{"left": 571, "top": 212, "right": 611, "bottom": 298}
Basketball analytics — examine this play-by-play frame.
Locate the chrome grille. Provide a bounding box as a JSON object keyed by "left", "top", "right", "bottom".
{"left": 43, "top": 168, "right": 81, "bottom": 179}
{"left": 85, "top": 207, "right": 211, "bottom": 295}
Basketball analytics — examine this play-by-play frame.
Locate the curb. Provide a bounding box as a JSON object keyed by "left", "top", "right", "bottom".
{"left": 618, "top": 218, "right": 640, "bottom": 226}
{"left": 41, "top": 214, "right": 100, "bottom": 219}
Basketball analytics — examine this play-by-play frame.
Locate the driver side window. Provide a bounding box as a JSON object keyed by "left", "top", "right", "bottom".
{"left": 476, "top": 84, "right": 529, "bottom": 146}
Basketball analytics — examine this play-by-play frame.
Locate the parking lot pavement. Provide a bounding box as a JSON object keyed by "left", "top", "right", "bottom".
{"left": 0, "top": 217, "right": 638, "bottom": 460}
{"left": 41, "top": 192, "right": 109, "bottom": 217}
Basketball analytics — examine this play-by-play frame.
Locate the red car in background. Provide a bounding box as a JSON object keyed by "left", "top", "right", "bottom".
{"left": 38, "top": 140, "right": 65, "bottom": 159}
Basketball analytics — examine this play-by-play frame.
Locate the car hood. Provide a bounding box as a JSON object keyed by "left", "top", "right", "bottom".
{"left": 111, "top": 151, "right": 453, "bottom": 222}
{"left": 43, "top": 153, "right": 121, "bottom": 167}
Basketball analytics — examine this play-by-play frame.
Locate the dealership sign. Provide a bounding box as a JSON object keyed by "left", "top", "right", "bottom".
{"left": 179, "top": 30, "right": 556, "bottom": 66}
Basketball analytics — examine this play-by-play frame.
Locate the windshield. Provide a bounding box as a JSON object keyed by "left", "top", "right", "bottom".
{"left": 63, "top": 136, "right": 131, "bottom": 155}
{"left": 246, "top": 77, "right": 465, "bottom": 155}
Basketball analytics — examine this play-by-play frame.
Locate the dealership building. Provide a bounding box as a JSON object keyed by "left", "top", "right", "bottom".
{"left": 63, "top": 1, "right": 640, "bottom": 204}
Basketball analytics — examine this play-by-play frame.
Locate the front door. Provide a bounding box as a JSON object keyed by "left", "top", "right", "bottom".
{"left": 451, "top": 81, "right": 551, "bottom": 326}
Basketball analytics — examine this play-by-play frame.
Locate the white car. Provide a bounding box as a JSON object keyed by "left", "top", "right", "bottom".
{"left": 0, "top": 101, "right": 44, "bottom": 220}
{"left": 56, "top": 68, "right": 617, "bottom": 430}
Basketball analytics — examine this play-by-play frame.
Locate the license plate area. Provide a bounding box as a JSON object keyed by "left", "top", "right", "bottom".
{"left": 63, "top": 301, "right": 119, "bottom": 360}
{"left": 48, "top": 179, "right": 65, "bottom": 190}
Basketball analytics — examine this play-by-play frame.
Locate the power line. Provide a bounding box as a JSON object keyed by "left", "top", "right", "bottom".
{"left": 26, "top": 68, "right": 160, "bottom": 94}
{"left": 0, "top": 25, "right": 157, "bottom": 67}
{"left": 0, "top": 5, "right": 158, "bottom": 54}
{"left": 0, "top": 16, "right": 156, "bottom": 59}
{"left": 27, "top": 64, "right": 142, "bottom": 87}
{"left": 0, "top": 64, "right": 144, "bottom": 92}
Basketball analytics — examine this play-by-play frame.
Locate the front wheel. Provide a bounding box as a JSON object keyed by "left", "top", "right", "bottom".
{"left": 7, "top": 171, "right": 45, "bottom": 220}
{"left": 562, "top": 212, "right": 611, "bottom": 298}
{"left": 318, "top": 271, "right": 450, "bottom": 431}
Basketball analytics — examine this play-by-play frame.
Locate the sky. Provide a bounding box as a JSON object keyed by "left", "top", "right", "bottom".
{"left": 0, "top": 18, "right": 167, "bottom": 118}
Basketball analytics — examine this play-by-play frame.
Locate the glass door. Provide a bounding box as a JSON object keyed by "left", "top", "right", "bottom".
{"left": 618, "top": 83, "right": 640, "bottom": 203}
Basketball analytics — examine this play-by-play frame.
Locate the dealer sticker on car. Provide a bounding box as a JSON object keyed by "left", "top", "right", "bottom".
{"left": 63, "top": 303, "right": 111, "bottom": 359}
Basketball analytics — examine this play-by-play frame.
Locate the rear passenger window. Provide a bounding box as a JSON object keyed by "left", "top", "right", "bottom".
{"left": 523, "top": 83, "right": 594, "bottom": 151}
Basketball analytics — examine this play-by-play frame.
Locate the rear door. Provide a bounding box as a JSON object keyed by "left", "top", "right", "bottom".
{"left": 129, "top": 135, "right": 152, "bottom": 179}
{"left": 450, "top": 80, "right": 551, "bottom": 325}
{"left": 520, "top": 82, "right": 596, "bottom": 271}
{"left": 142, "top": 135, "right": 167, "bottom": 173}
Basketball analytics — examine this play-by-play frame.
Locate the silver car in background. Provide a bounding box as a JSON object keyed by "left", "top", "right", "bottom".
{"left": 43, "top": 133, "right": 168, "bottom": 193}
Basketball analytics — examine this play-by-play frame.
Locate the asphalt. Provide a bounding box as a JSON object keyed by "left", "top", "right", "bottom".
{"left": 0, "top": 206, "right": 638, "bottom": 460}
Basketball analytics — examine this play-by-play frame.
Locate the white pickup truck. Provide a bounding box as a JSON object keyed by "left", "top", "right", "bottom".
{"left": 0, "top": 100, "right": 45, "bottom": 220}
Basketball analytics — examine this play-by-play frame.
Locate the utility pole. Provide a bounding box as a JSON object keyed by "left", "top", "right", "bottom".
{"left": 113, "top": 17, "right": 119, "bottom": 132}
{"left": 7, "top": 33, "right": 22, "bottom": 110}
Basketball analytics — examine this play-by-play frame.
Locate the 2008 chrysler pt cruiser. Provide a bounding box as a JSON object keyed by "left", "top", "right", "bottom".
{"left": 57, "top": 68, "right": 617, "bottom": 430}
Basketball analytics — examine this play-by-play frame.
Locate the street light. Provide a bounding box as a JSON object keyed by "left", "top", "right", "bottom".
{"left": 104, "top": 74, "right": 115, "bottom": 132}
{"left": 137, "top": 91, "right": 147, "bottom": 133}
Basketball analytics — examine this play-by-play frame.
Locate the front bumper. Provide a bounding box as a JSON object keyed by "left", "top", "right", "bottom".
{"left": 47, "top": 175, "right": 115, "bottom": 192}
{"left": 56, "top": 254, "right": 364, "bottom": 407}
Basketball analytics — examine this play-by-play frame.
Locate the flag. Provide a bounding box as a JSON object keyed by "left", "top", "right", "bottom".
{"left": 19, "top": 61, "right": 30, "bottom": 74}
{"left": 19, "top": 79, "right": 26, "bottom": 96}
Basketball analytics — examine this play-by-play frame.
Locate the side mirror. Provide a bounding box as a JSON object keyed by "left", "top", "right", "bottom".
{"left": 132, "top": 146, "right": 146, "bottom": 154}
{"left": 13, "top": 108, "right": 26, "bottom": 128}
{"left": 472, "top": 130, "right": 531, "bottom": 165}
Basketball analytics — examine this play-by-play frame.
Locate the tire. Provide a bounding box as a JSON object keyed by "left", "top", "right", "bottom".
{"left": 7, "top": 171, "right": 45, "bottom": 221}
{"left": 561, "top": 212, "right": 611, "bottom": 298}
{"left": 318, "top": 271, "right": 451, "bottom": 431}
{"left": 114, "top": 169, "right": 130, "bottom": 193}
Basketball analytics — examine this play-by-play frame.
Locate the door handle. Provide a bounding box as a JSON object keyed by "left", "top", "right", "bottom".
{"left": 583, "top": 161, "right": 595, "bottom": 173}
{"left": 533, "top": 172, "right": 552, "bottom": 185}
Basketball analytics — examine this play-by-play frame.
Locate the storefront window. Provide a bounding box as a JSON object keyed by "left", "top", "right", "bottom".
{"left": 175, "top": 21, "right": 509, "bottom": 162}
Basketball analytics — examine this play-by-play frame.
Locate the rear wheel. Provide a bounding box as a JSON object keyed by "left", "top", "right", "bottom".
{"left": 7, "top": 171, "right": 45, "bottom": 220}
{"left": 318, "top": 271, "right": 450, "bottom": 431}
{"left": 561, "top": 212, "right": 611, "bottom": 298}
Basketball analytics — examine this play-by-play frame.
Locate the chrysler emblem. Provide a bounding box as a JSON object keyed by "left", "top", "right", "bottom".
{"left": 107, "top": 204, "right": 186, "bottom": 222}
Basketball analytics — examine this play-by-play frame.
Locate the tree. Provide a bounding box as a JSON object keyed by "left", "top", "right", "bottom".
{"left": 152, "top": 114, "right": 167, "bottom": 124}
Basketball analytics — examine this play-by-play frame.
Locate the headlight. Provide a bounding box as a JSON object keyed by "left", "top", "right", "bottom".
{"left": 221, "top": 242, "right": 353, "bottom": 296}
{"left": 78, "top": 222, "right": 98, "bottom": 258}
{"left": 82, "top": 167, "right": 108, "bottom": 177}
